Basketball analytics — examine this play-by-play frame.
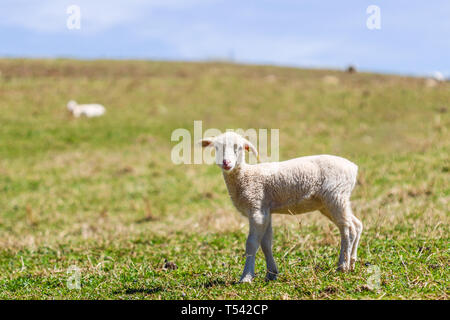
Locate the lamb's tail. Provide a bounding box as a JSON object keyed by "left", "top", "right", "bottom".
{"left": 350, "top": 162, "right": 358, "bottom": 192}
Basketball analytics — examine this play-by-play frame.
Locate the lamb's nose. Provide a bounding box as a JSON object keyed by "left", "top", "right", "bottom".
{"left": 223, "top": 159, "right": 230, "bottom": 166}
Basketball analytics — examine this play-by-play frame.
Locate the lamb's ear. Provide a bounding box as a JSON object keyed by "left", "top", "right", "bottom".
{"left": 243, "top": 139, "right": 260, "bottom": 162}
{"left": 198, "top": 137, "right": 215, "bottom": 148}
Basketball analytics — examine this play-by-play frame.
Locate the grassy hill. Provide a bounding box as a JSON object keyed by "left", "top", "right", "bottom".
{"left": 0, "top": 59, "right": 448, "bottom": 299}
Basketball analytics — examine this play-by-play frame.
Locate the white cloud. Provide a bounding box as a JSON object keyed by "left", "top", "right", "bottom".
{"left": 0, "top": 0, "right": 218, "bottom": 33}
{"left": 135, "top": 20, "right": 337, "bottom": 67}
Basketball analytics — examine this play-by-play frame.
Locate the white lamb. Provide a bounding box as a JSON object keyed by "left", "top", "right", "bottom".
{"left": 67, "top": 100, "right": 105, "bottom": 118}
{"left": 200, "top": 132, "right": 363, "bottom": 283}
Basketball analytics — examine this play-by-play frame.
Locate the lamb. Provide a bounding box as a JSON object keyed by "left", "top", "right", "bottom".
{"left": 432, "top": 71, "right": 445, "bottom": 82}
{"left": 67, "top": 100, "right": 105, "bottom": 118}
{"left": 200, "top": 132, "right": 362, "bottom": 283}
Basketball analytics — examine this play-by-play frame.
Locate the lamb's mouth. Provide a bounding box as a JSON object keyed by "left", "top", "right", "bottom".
{"left": 222, "top": 165, "right": 232, "bottom": 171}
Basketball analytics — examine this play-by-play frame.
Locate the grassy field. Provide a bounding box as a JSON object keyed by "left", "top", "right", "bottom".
{"left": 0, "top": 59, "right": 448, "bottom": 299}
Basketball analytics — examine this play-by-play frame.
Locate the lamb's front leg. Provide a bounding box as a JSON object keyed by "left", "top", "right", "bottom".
{"left": 239, "top": 209, "right": 269, "bottom": 283}
{"left": 261, "top": 216, "right": 278, "bottom": 280}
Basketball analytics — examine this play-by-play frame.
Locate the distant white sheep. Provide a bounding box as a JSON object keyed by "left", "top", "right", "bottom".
{"left": 67, "top": 100, "right": 105, "bottom": 118}
{"left": 432, "top": 71, "right": 445, "bottom": 82}
{"left": 200, "top": 132, "right": 362, "bottom": 283}
{"left": 322, "top": 75, "right": 340, "bottom": 85}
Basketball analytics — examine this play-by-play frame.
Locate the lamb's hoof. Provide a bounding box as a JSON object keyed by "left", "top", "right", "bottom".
{"left": 265, "top": 272, "right": 278, "bottom": 281}
{"left": 239, "top": 275, "right": 253, "bottom": 283}
{"left": 336, "top": 265, "right": 349, "bottom": 273}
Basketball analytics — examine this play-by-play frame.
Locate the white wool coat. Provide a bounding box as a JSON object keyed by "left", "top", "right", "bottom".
{"left": 222, "top": 155, "right": 358, "bottom": 217}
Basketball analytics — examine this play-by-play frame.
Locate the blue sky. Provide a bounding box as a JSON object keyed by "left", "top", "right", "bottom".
{"left": 1, "top": 0, "right": 449, "bottom": 76}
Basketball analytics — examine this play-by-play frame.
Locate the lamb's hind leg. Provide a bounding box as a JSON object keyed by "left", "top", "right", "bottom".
{"left": 349, "top": 212, "right": 363, "bottom": 270}
{"left": 324, "top": 199, "right": 356, "bottom": 272}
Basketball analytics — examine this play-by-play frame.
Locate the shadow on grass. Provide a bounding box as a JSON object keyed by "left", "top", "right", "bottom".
{"left": 197, "top": 278, "right": 239, "bottom": 288}
{"left": 114, "top": 286, "right": 163, "bottom": 295}
{"left": 114, "top": 279, "right": 238, "bottom": 296}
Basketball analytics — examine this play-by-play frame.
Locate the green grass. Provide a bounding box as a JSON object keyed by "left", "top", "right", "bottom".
{"left": 0, "top": 58, "right": 448, "bottom": 299}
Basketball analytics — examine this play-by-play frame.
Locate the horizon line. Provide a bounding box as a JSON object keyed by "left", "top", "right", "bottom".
{"left": 0, "top": 55, "right": 445, "bottom": 80}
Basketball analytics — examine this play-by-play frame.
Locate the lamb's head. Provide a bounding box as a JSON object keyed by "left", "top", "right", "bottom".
{"left": 200, "top": 132, "right": 258, "bottom": 173}
{"left": 67, "top": 100, "right": 77, "bottom": 112}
